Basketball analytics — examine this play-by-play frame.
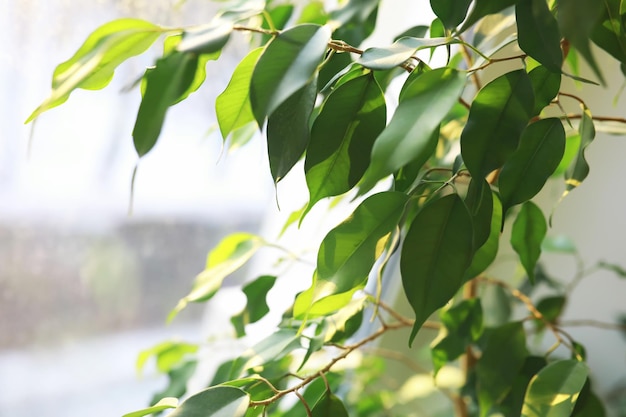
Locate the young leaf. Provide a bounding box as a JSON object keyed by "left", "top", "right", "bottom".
{"left": 401, "top": 194, "right": 474, "bottom": 345}
{"left": 499, "top": 118, "right": 566, "bottom": 213}
{"left": 460, "top": 0, "right": 521, "bottom": 33}
{"left": 463, "top": 192, "right": 503, "bottom": 281}
{"left": 250, "top": 24, "right": 331, "bottom": 125}
{"left": 304, "top": 73, "right": 386, "bottom": 214}
{"left": 122, "top": 397, "right": 179, "bottom": 417}
{"left": 216, "top": 48, "right": 263, "bottom": 138}
{"left": 430, "top": 0, "right": 472, "bottom": 29}
{"left": 311, "top": 391, "right": 349, "bottom": 417}
{"left": 461, "top": 69, "right": 534, "bottom": 178}
{"left": 266, "top": 78, "right": 318, "bottom": 182}
{"left": 563, "top": 105, "right": 596, "bottom": 195}
{"left": 168, "top": 386, "right": 249, "bottom": 417}
{"left": 521, "top": 360, "right": 588, "bottom": 417}
{"left": 516, "top": 0, "right": 563, "bottom": 72}
{"left": 136, "top": 340, "right": 199, "bottom": 375}
{"left": 528, "top": 65, "right": 561, "bottom": 116}
{"left": 359, "top": 68, "right": 466, "bottom": 194}
{"left": 231, "top": 275, "right": 277, "bottom": 338}
{"left": 511, "top": 201, "right": 547, "bottom": 284}
{"left": 26, "top": 19, "right": 163, "bottom": 123}
{"left": 357, "top": 37, "right": 458, "bottom": 70}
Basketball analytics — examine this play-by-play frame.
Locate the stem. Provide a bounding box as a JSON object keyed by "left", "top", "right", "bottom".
{"left": 561, "top": 319, "right": 626, "bottom": 331}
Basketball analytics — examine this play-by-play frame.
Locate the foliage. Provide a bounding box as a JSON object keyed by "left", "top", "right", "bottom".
{"left": 27, "top": 0, "right": 626, "bottom": 416}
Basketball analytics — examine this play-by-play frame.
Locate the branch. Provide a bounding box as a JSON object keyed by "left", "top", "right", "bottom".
{"left": 561, "top": 319, "right": 626, "bottom": 331}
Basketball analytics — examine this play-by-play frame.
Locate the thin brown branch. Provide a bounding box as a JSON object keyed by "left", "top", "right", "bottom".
{"left": 560, "top": 113, "right": 626, "bottom": 124}
{"left": 558, "top": 92, "right": 586, "bottom": 106}
{"left": 294, "top": 390, "right": 312, "bottom": 417}
{"left": 459, "top": 35, "right": 481, "bottom": 90}
{"left": 469, "top": 54, "right": 527, "bottom": 72}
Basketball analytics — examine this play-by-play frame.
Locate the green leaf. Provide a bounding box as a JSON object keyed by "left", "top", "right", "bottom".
{"left": 499, "top": 118, "right": 566, "bottom": 213}
{"left": 597, "top": 260, "right": 626, "bottom": 277}
{"left": 477, "top": 321, "right": 529, "bottom": 410}
{"left": 304, "top": 73, "right": 386, "bottom": 214}
{"left": 357, "top": 37, "right": 458, "bottom": 70}
{"left": 359, "top": 68, "right": 465, "bottom": 194}
{"left": 465, "top": 179, "right": 494, "bottom": 249}
{"left": 572, "top": 380, "right": 607, "bottom": 417}
{"left": 266, "top": 78, "right": 318, "bottom": 182}
{"left": 463, "top": 192, "right": 503, "bottom": 280}
{"left": 168, "top": 386, "right": 249, "bottom": 417}
{"left": 231, "top": 275, "right": 277, "bottom": 338}
{"left": 169, "top": 233, "right": 264, "bottom": 321}
{"left": 516, "top": 0, "right": 563, "bottom": 72}
{"left": 151, "top": 360, "right": 198, "bottom": 405}
{"left": 136, "top": 340, "right": 198, "bottom": 375}
{"left": 542, "top": 235, "right": 577, "bottom": 254}
{"left": 521, "top": 360, "right": 588, "bottom": 417}
{"left": 431, "top": 0, "right": 472, "bottom": 29}
{"left": 511, "top": 201, "right": 547, "bottom": 284}
{"left": 528, "top": 65, "right": 561, "bottom": 116}
{"left": 401, "top": 194, "right": 474, "bottom": 345}
{"left": 177, "top": 20, "right": 232, "bottom": 54}
{"left": 563, "top": 105, "right": 596, "bottom": 194}
{"left": 250, "top": 24, "right": 331, "bottom": 125}
{"left": 232, "top": 329, "right": 301, "bottom": 377}
{"left": 460, "top": 0, "right": 520, "bottom": 33}
{"left": 552, "top": 132, "right": 581, "bottom": 177}
{"left": 498, "top": 356, "right": 548, "bottom": 417}
{"left": 461, "top": 69, "right": 534, "bottom": 178}
{"left": 133, "top": 52, "right": 200, "bottom": 156}
{"left": 535, "top": 296, "right": 566, "bottom": 331}
{"left": 298, "top": 1, "right": 328, "bottom": 25}
{"left": 591, "top": 2, "right": 626, "bottom": 68}
{"left": 311, "top": 391, "right": 349, "bottom": 417}
{"left": 216, "top": 48, "right": 264, "bottom": 138}
{"left": 122, "top": 397, "right": 179, "bottom": 417}
{"left": 26, "top": 19, "right": 163, "bottom": 123}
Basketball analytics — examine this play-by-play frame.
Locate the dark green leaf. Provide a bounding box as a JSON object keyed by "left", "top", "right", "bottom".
{"left": 329, "top": 0, "right": 379, "bottom": 45}
{"left": 535, "top": 296, "right": 566, "bottom": 331}
{"left": 357, "top": 37, "right": 458, "bottom": 70}
{"left": 231, "top": 275, "right": 277, "bottom": 338}
{"left": 465, "top": 179, "right": 494, "bottom": 249}
{"left": 498, "top": 356, "right": 548, "bottom": 417}
{"left": 266, "top": 78, "right": 318, "bottom": 182}
{"left": 304, "top": 73, "right": 386, "bottom": 214}
{"left": 122, "top": 398, "right": 178, "bottom": 417}
{"left": 460, "top": 0, "right": 520, "bottom": 33}
{"left": 26, "top": 19, "right": 163, "bottom": 123}
{"left": 461, "top": 69, "right": 535, "bottom": 178}
{"left": 516, "top": 0, "right": 563, "bottom": 72}
{"left": 528, "top": 65, "right": 561, "bottom": 116}
{"left": 250, "top": 24, "right": 331, "bottom": 125}
{"left": 572, "top": 380, "right": 607, "bottom": 417}
{"left": 168, "top": 386, "right": 249, "bottom": 417}
{"left": 136, "top": 340, "right": 198, "bottom": 375}
{"left": 477, "top": 321, "right": 528, "bottom": 409}
{"left": 311, "top": 391, "right": 349, "bottom": 417}
{"left": 463, "top": 192, "right": 503, "bottom": 281}
{"left": 499, "top": 118, "right": 566, "bottom": 213}
{"left": 563, "top": 105, "right": 596, "bottom": 194}
{"left": 482, "top": 284, "right": 512, "bottom": 327}
{"left": 359, "top": 68, "right": 465, "bottom": 194}
{"left": 401, "top": 194, "right": 474, "bottom": 345}
{"left": 511, "top": 201, "right": 547, "bottom": 284}
{"left": 431, "top": 0, "right": 472, "bottom": 29}
{"left": 521, "top": 359, "right": 588, "bottom": 417}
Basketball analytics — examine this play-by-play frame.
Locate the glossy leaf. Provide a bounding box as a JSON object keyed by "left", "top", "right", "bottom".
{"left": 401, "top": 194, "right": 474, "bottom": 345}
{"left": 216, "top": 48, "right": 263, "bottom": 138}
{"left": 168, "top": 386, "right": 249, "bottom": 417}
{"left": 431, "top": 0, "right": 472, "bottom": 29}
{"left": 122, "top": 397, "right": 178, "bottom": 417}
{"left": 26, "top": 19, "right": 163, "bottom": 123}
{"left": 358, "top": 37, "right": 458, "bottom": 70}
{"left": 359, "top": 68, "right": 465, "bottom": 194}
{"left": 266, "top": 78, "right": 318, "bottom": 182}
{"left": 169, "top": 233, "right": 264, "bottom": 320}
{"left": 250, "top": 24, "right": 331, "bottom": 125}
{"left": 499, "top": 118, "right": 566, "bottom": 213}
{"left": 231, "top": 275, "right": 277, "bottom": 338}
{"left": 521, "top": 360, "right": 588, "bottom": 417}
{"left": 528, "top": 65, "right": 561, "bottom": 116}
{"left": 516, "top": 0, "right": 563, "bottom": 72}
{"left": 136, "top": 340, "right": 198, "bottom": 375}
{"left": 563, "top": 105, "right": 596, "bottom": 195}
{"left": 460, "top": 0, "right": 521, "bottom": 33}
{"left": 511, "top": 201, "right": 547, "bottom": 284}
{"left": 461, "top": 69, "right": 534, "bottom": 178}
{"left": 304, "top": 73, "right": 386, "bottom": 214}
{"left": 311, "top": 391, "right": 349, "bottom": 417}
{"left": 463, "top": 192, "right": 503, "bottom": 281}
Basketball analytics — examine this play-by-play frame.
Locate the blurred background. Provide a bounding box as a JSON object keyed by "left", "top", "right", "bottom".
{"left": 2, "top": 0, "right": 626, "bottom": 416}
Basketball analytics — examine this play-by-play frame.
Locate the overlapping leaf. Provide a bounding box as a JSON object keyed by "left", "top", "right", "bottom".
{"left": 511, "top": 201, "right": 547, "bottom": 284}
{"left": 516, "top": 0, "right": 563, "bottom": 72}
{"left": 431, "top": 0, "right": 472, "bottom": 29}
{"left": 528, "top": 65, "right": 561, "bottom": 116}
{"left": 463, "top": 192, "right": 503, "bottom": 281}
{"left": 460, "top": 0, "right": 521, "bottom": 33}
{"left": 357, "top": 37, "right": 458, "bottom": 70}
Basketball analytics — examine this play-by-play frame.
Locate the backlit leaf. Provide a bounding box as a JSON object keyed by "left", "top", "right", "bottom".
{"left": 516, "top": 0, "right": 563, "bottom": 72}
{"left": 511, "top": 201, "right": 547, "bottom": 284}
{"left": 563, "top": 105, "right": 596, "bottom": 195}
{"left": 232, "top": 329, "right": 301, "bottom": 377}
{"left": 122, "top": 397, "right": 178, "bottom": 417}
{"left": 357, "top": 37, "right": 458, "bottom": 70}
{"left": 151, "top": 361, "right": 198, "bottom": 405}
{"left": 461, "top": 69, "right": 534, "bottom": 178}
{"left": 528, "top": 65, "right": 561, "bottom": 116}
{"left": 136, "top": 340, "right": 198, "bottom": 375}
{"left": 431, "top": 0, "right": 472, "bottom": 29}
{"left": 168, "top": 386, "right": 249, "bottom": 417}
{"left": 521, "top": 360, "right": 588, "bottom": 417}
{"left": 250, "top": 24, "right": 331, "bottom": 125}
{"left": 231, "top": 275, "right": 277, "bottom": 338}
{"left": 460, "top": 0, "right": 520, "bottom": 33}
{"left": 401, "top": 194, "right": 474, "bottom": 345}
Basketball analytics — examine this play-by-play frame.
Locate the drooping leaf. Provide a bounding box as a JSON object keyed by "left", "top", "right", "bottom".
{"left": 534, "top": 296, "right": 566, "bottom": 331}
{"left": 311, "top": 391, "right": 349, "bottom": 417}
{"left": 329, "top": 0, "right": 379, "bottom": 45}
{"left": 572, "top": 380, "right": 607, "bottom": 417}
{"left": 461, "top": 69, "right": 534, "bottom": 178}
{"left": 521, "top": 360, "right": 588, "bottom": 417}
{"left": 357, "top": 37, "right": 458, "bottom": 70}
{"left": 122, "top": 397, "right": 179, "bottom": 417}
{"left": 250, "top": 24, "right": 331, "bottom": 125}
{"left": 266, "top": 78, "right": 318, "bottom": 182}
{"left": 231, "top": 275, "right": 277, "bottom": 338}
{"left": 304, "top": 73, "right": 386, "bottom": 214}
{"left": 460, "top": 0, "right": 521, "bottom": 33}
{"left": 401, "top": 194, "right": 474, "bottom": 345}
{"left": 516, "top": 0, "right": 563, "bottom": 72}
{"left": 169, "top": 233, "right": 265, "bottom": 320}
{"left": 136, "top": 340, "right": 199, "bottom": 375}
{"left": 393, "top": 25, "right": 429, "bottom": 41}
{"left": 528, "top": 65, "right": 561, "bottom": 116}
{"left": 499, "top": 118, "right": 566, "bottom": 213}
{"left": 511, "top": 201, "right": 547, "bottom": 284}
{"left": 591, "top": 1, "right": 626, "bottom": 71}
{"left": 563, "top": 105, "right": 596, "bottom": 195}
{"left": 26, "top": 19, "right": 163, "bottom": 123}
{"left": 463, "top": 192, "right": 503, "bottom": 281}
{"left": 168, "top": 386, "right": 249, "bottom": 417}
{"left": 359, "top": 68, "right": 465, "bottom": 194}
{"left": 216, "top": 48, "right": 264, "bottom": 138}
{"left": 431, "top": 0, "right": 472, "bottom": 29}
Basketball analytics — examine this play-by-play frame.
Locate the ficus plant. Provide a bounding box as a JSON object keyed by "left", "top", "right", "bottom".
{"left": 26, "top": 0, "right": 626, "bottom": 416}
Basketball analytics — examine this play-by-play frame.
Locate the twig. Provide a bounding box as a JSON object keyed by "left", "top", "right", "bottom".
{"left": 468, "top": 54, "right": 527, "bottom": 72}
{"left": 294, "top": 390, "right": 312, "bottom": 417}
{"left": 559, "top": 113, "right": 626, "bottom": 124}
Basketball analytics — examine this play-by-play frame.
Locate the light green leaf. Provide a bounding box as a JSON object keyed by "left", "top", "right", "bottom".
{"left": 460, "top": 0, "right": 520, "bottom": 33}
{"left": 359, "top": 68, "right": 465, "bottom": 194}
{"left": 298, "top": 1, "right": 328, "bottom": 25}
{"left": 230, "top": 275, "right": 277, "bottom": 338}
{"left": 169, "top": 233, "right": 264, "bottom": 321}
{"left": 511, "top": 201, "right": 547, "bottom": 284}
{"left": 522, "top": 360, "right": 588, "bottom": 417}
{"left": 216, "top": 48, "right": 264, "bottom": 139}
{"left": 463, "top": 192, "right": 503, "bottom": 281}
{"left": 552, "top": 133, "right": 581, "bottom": 177}
{"left": 563, "top": 105, "right": 596, "bottom": 194}
{"left": 528, "top": 65, "right": 561, "bottom": 116}
{"left": 122, "top": 397, "right": 178, "bottom": 417}
{"left": 401, "top": 194, "right": 474, "bottom": 345}
{"left": 168, "top": 386, "right": 249, "bottom": 417}
{"left": 541, "top": 235, "right": 577, "bottom": 254}
{"left": 250, "top": 24, "right": 331, "bottom": 125}
{"left": 231, "top": 329, "right": 301, "bottom": 377}
{"left": 516, "top": 0, "right": 563, "bottom": 72}
{"left": 499, "top": 118, "right": 566, "bottom": 213}
{"left": 461, "top": 69, "right": 534, "bottom": 178}
{"left": 136, "top": 340, "right": 198, "bottom": 375}
{"left": 357, "top": 37, "right": 458, "bottom": 70}
{"left": 311, "top": 391, "right": 349, "bottom": 417}
{"left": 304, "top": 73, "right": 386, "bottom": 215}
{"left": 430, "top": 0, "right": 472, "bottom": 29}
